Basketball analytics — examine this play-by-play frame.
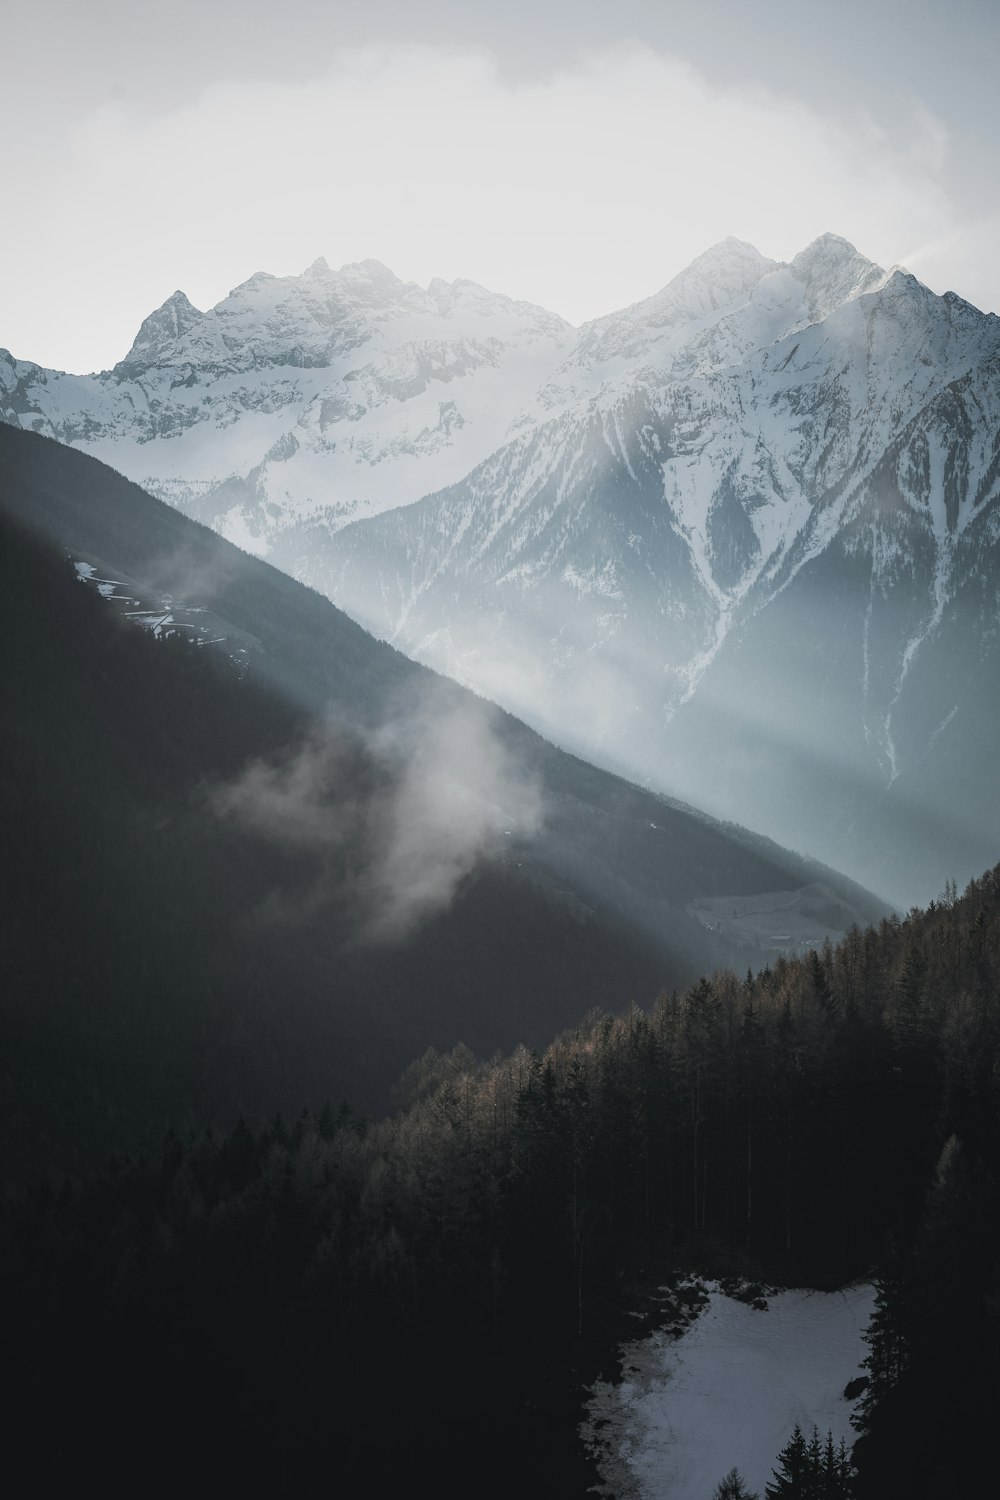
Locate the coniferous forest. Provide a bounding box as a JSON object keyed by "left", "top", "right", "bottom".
{"left": 4, "top": 861, "right": 1000, "bottom": 1493}
{"left": 1, "top": 431, "right": 998, "bottom": 1495}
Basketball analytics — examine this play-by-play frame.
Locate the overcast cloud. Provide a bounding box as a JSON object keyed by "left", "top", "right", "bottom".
{"left": 4, "top": 5, "right": 998, "bottom": 372}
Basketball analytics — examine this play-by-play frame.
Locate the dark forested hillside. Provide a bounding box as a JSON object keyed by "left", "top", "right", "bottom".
{"left": 0, "top": 421, "right": 888, "bottom": 1178}
{"left": 1, "top": 509, "right": 695, "bottom": 1181}
{"left": 0, "top": 422, "right": 887, "bottom": 952}
{"left": 4, "top": 865, "right": 999, "bottom": 1493}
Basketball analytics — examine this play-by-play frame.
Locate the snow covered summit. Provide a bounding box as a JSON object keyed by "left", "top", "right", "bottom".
{"left": 0, "top": 256, "right": 573, "bottom": 546}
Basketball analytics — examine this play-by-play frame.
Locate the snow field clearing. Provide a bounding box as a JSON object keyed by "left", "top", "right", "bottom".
{"left": 583, "top": 1280, "right": 874, "bottom": 1499}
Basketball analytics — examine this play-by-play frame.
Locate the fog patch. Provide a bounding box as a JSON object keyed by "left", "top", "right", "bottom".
{"left": 146, "top": 536, "right": 244, "bottom": 609}
{"left": 213, "top": 732, "right": 366, "bottom": 851}
{"left": 410, "top": 617, "right": 662, "bottom": 779}
{"left": 211, "top": 685, "right": 544, "bottom": 942}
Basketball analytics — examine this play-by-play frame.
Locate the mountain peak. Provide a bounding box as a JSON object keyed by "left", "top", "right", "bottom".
{"left": 642, "top": 237, "right": 776, "bottom": 322}
{"left": 701, "top": 234, "right": 767, "bottom": 257}
{"left": 789, "top": 233, "right": 869, "bottom": 282}
{"left": 684, "top": 237, "right": 772, "bottom": 277}
{"left": 793, "top": 231, "right": 859, "bottom": 262}
{"left": 337, "top": 258, "right": 400, "bottom": 285}
{"left": 788, "top": 233, "right": 887, "bottom": 320}
{"left": 232, "top": 271, "right": 277, "bottom": 294}
{"left": 304, "top": 256, "right": 332, "bottom": 278}
{"left": 881, "top": 265, "right": 934, "bottom": 304}
{"left": 118, "top": 289, "right": 207, "bottom": 369}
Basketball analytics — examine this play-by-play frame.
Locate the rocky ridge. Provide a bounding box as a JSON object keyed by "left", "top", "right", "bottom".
{"left": 0, "top": 257, "right": 571, "bottom": 548}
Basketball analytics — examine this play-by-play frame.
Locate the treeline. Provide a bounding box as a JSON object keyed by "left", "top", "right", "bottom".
{"left": 4, "top": 866, "right": 1000, "bottom": 1491}
{"left": 715, "top": 1425, "right": 853, "bottom": 1499}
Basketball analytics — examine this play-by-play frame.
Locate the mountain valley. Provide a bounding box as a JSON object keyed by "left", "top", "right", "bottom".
{"left": 0, "top": 423, "right": 886, "bottom": 1180}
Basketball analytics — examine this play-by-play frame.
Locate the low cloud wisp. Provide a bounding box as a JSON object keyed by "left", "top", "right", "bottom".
{"left": 211, "top": 688, "right": 544, "bottom": 943}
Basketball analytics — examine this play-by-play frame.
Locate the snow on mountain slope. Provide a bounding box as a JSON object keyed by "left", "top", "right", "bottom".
{"left": 518, "top": 233, "right": 889, "bottom": 426}
{"left": 322, "top": 237, "right": 1000, "bottom": 905}
{"left": 0, "top": 258, "right": 571, "bottom": 551}
{"left": 4, "top": 234, "right": 998, "bottom": 903}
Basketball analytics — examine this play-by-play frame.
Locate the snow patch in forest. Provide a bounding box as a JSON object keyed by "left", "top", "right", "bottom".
{"left": 583, "top": 1280, "right": 874, "bottom": 1499}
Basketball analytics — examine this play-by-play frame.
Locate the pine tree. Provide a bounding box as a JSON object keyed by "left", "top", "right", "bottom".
{"left": 823, "top": 1433, "right": 854, "bottom": 1498}
{"left": 854, "top": 1239, "right": 911, "bottom": 1433}
{"left": 765, "top": 1424, "right": 809, "bottom": 1497}
{"left": 713, "top": 1467, "right": 759, "bottom": 1499}
{"left": 804, "top": 1427, "right": 824, "bottom": 1498}
{"left": 808, "top": 947, "right": 838, "bottom": 1021}
{"left": 765, "top": 1425, "right": 853, "bottom": 1500}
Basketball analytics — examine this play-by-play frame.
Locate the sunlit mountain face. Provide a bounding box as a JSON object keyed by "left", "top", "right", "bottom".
{"left": 0, "top": 259, "right": 573, "bottom": 542}
{"left": 4, "top": 232, "right": 999, "bottom": 904}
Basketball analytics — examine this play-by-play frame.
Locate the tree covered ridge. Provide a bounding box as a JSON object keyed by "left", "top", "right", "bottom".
{"left": 4, "top": 865, "right": 999, "bottom": 1491}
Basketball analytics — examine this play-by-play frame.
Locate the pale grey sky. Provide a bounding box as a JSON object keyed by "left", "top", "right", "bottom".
{"left": 5, "top": 0, "right": 998, "bottom": 371}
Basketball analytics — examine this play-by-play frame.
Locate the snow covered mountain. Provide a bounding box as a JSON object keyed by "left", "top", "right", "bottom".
{"left": 4, "top": 235, "right": 999, "bottom": 903}
{"left": 320, "top": 236, "right": 1000, "bottom": 905}
{"left": 0, "top": 257, "right": 570, "bottom": 548}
